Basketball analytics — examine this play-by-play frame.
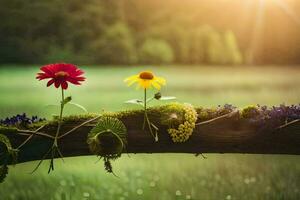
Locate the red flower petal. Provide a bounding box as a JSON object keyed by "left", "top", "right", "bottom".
{"left": 36, "top": 72, "right": 51, "bottom": 80}
{"left": 75, "top": 76, "right": 86, "bottom": 81}
{"left": 40, "top": 66, "right": 54, "bottom": 75}
{"left": 47, "top": 79, "right": 55, "bottom": 87}
{"left": 54, "top": 80, "right": 61, "bottom": 88}
{"left": 61, "top": 81, "right": 68, "bottom": 90}
{"left": 66, "top": 77, "right": 80, "bottom": 85}
{"left": 37, "top": 63, "right": 85, "bottom": 90}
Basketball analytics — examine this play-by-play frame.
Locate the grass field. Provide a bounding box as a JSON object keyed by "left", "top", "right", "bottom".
{"left": 0, "top": 65, "right": 300, "bottom": 200}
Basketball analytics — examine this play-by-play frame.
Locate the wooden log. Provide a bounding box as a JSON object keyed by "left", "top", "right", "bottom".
{"left": 2, "top": 109, "right": 300, "bottom": 164}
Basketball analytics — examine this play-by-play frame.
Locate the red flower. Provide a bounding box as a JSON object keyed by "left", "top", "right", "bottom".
{"left": 36, "top": 63, "right": 85, "bottom": 90}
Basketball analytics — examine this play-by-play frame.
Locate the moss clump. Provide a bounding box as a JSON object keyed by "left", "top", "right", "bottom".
{"left": 197, "top": 104, "right": 236, "bottom": 122}
{"left": 197, "top": 107, "right": 216, "bottom": 121}
{"left": 87, "top": 117, "right": 127, "bottom": 174}
{"left": 87, "top": 116, "right": 127, "bottom": 156}
{"left": 162, "top": 103, "right": 198, "bottom": 143}
{"left": 241, "top": 105, "right": 260, "bottom": 119}
{"left": 160, "top": 102, "right": 186, "bottom": 126}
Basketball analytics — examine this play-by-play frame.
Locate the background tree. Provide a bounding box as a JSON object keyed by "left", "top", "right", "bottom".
{"left": 1, "top": 0, "right": 299, "bottom": 65}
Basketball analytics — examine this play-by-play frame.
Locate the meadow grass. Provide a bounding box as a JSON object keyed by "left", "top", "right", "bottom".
{"left": 1, "top": 65, "right": 300, "bottom": 117}
{"left": 0, "top": 65, "right": 300, "bottom": 200}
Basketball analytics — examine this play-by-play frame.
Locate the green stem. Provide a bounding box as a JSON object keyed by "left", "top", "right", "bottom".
{"left": 144, "top": 88, "right": 147, "bottom": 111}
{"left": 33, "top": 88, "right": 66, "bottom": 173}
{"left": 142, "top": 88, "right": 156, "bottom": 141}
{"left": 142, "top": 88, "right": 147, "bottom": 129}
{"left": 54, "top": 88, "right": 65, "bottom": 146}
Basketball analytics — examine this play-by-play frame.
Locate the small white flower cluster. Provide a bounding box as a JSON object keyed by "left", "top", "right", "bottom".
{"left": 168, "top": 103, "right": 197, "bottom": 142}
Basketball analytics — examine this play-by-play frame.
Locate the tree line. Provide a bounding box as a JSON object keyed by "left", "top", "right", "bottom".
{"left": 0, "top": 0, "right": 299, "bottom": 65}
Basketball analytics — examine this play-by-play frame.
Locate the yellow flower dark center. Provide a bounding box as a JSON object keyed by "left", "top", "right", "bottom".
{"left": 55, "top": 71, "right": 69, "bottom": 78}
{"left": 139, "top": 71, "right": 154, "bottom": 80}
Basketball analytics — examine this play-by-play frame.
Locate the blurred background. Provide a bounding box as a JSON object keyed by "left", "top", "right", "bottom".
{"left": 0, "top": 0, "right": 300, "bottom": 199}
{"left": 1, "top": 0, "right": 300, "bottom": 65}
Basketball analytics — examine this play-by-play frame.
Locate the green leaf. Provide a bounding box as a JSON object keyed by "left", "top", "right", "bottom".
{"left": 68, "top": 102, "right": 88, "bottom": 113}
{"left": 62, "top": 96, "right": 72, "bottom": 105}
{"left": 159, "top": 96, "right": 176, "bottom": 101}
{"left": 0, "top": 165, "right": 8, "bottom": 183}
{"left": 125, "top": 99, "right": 143, "bottom": 106}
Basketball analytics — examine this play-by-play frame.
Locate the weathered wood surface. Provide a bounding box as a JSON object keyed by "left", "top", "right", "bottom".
{"left": 3, "top": 110, "right": 300, "bottom": 164}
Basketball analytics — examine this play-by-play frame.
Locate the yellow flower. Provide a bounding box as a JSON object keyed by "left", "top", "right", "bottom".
{"left": 124, "top": 71, "right": 166, "bottom": 90}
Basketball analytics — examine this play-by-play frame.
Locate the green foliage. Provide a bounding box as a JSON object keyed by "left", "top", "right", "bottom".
{"left": 44, "top": 45, "right": 88, "bottom": 64}
{"left": 0, "top": 0, "right": 247, "bottom": 65}
{"left": 138, "top": 39, "right": 174, "bottom": 64}
{"left": 222, "top": 30, "right": 243, "bottom": 65}
{"left": 182, "top": 25, "right": 213, "bottom": 64}
{"left": 90, "top": 22, "right": 137, "bottom": 64}
{"left": 3, "top": 0, "right": 300, "bottom": 64}
{"left": 167, "top": 25, "right": 243, "bottom": 65}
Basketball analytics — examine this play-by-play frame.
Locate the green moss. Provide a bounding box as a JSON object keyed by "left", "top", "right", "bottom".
{"left": 59, "top": 113, "right": 99, "bottom": 122}
{"left": 167, "top": 103, "right": 198, "bottom": 143}
{"left": 0, "top": 104, "right": 258, "bottom": 135}
{"left": 159, "top": 103, "right": 186, "bottom": 127}
{"left": 241, "top": 105, "right": 260, "bottom": 119}
{"left": 197, "top": 108, "right": 209, "bottom": 120}
{"left": 103, "top": 109, "right": 143, "bottom": 119}
{"left": 103, "top": 103, "right": 185, "bottom": 121}
{"left": 47, "top": 113, "right": 99, "bottom": 126}
{"left": 87, "top": 116, "right": 127, "bottom": 158}
{"left": 0, "top": 126, "right": 18, "bottom": 135}
{"left": 197, "top": 108, "right": 219, "bottom": 121}
{"left": 53, "top": 103, "right": 190, "bottom": 126}
{"left": 196, "top": 105, "right": 236, "bottom": 122}
{"left": 87, "top": 116, "right": 127, "bottom": 174}
{"left": 27, "top": 121, "right": 48, "bottom": 130}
